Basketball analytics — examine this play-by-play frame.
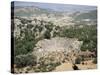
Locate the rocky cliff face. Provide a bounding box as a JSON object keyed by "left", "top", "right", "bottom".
{"left": 35, "top": 37, "right": 82, "bottom": 52}
{"left": 33, "top": 37, "right": 83, "bottom": 63}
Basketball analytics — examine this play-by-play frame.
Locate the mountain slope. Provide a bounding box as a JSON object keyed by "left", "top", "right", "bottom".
{"left": 74, "top": 10, "right": 97, "bottom": 21}
{"left": 14, "top": 6, "right": 62, "bottom": 17}
{"left": 14, "top": 6, "right": 50, "bottom": 17}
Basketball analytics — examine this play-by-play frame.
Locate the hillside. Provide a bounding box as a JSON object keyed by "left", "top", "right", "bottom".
{"left": 74, "top": 10, "right": 97, "bottom": 20}
{"left": 14, "top": 6, "right": 63, "bottom": 17}
{"left": 12, "top": 2, "right": 97, "bottom": 73}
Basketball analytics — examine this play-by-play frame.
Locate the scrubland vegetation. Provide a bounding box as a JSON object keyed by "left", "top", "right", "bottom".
{"left": 11, "top": 3, "right": 97, "bottom": 73}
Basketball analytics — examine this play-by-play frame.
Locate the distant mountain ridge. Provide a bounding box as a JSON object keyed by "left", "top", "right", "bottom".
{"left": 74, "top": 10, "right": 97, "bottom": 21}
{"left": 14, "top": 6, "right": 63, "bottom": 17}
{"left": 14, "top": 1, "right": 97, "bottom": 13}
{"left": 14, "top": 6, "right": 50, "bottom": 17}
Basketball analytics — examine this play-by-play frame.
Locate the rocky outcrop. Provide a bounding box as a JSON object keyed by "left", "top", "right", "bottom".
{"left": 33, "top": 37, "right": 83, "bottom": 64}
{"left": 35, "top": 37, "right": 83, "bottom": 52}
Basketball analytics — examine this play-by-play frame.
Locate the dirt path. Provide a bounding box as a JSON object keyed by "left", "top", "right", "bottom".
{"left": 53, "top": 61, "right": 97, "bottom": 72}
{"left": 53, "top": 63, "right": 73, "bottom": 71}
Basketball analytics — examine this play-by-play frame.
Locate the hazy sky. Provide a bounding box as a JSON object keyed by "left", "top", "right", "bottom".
{"left": 13, "top": 1, "right": 97, "bottom": 12}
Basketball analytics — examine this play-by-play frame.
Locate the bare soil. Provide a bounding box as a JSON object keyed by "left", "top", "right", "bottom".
{"left": 53, "top": 60, "right": 97, "bottom": 71}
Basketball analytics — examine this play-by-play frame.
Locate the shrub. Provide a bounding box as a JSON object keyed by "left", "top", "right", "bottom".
{"left": 15, "top": 53, "right": 37, "bottom": 68}
{"left": 33, "top": 60, "right": 59, "bottom": 72}
{"left": 92, "top": 58, "right": 97, "bottom": 64}
{"left": 44, "top": 30, "right": 51, "bottom": 39}
{"left": 75, "top": 57, "right": 82, "bottom": 64}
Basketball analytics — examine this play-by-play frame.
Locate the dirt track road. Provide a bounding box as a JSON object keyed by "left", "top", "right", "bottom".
{"left": 53, "top": 61, "right": 97, "bottom": 72}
